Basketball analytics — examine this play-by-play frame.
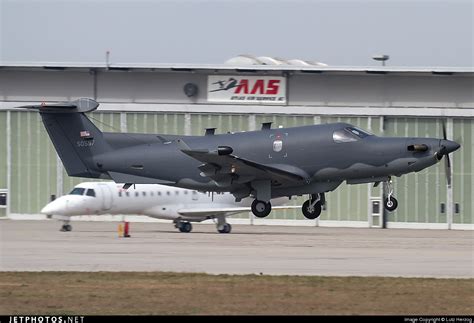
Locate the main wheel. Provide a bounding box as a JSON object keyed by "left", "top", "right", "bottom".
{"left": 384, "top": 196, "right": 398, "bottom": 212}
{"left": 302, "top": 200, "right": 322, "bottom": 219}
{"left": 60, "top": 224, "right": 72, "bottom": 232}
{"left": 218, "top": 223, "right": 232, "bottom": 234}
{"left": 251, "top": 200, "right": 272, "bottom": 218}
{"left": 179, "top": 222, "right": 192, "bottom": 233}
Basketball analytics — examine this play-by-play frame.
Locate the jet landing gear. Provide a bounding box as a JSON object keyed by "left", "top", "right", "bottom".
{"left": 175, "top": 221, "right": 192, "bottom": 233}
{"left": 383, "top": 180, "right": 398, "bottom": 212}
{"left": 60, "top": 221, "right": 72, "bottom": 232}
{"left": 216, "top": 216, "right": 232, "bottom": 234}
{"left": 302, "top": 193, "right": 323, "bottom": 219}
{"left": 251, "top": 200, "right": 272, "bottom": 218}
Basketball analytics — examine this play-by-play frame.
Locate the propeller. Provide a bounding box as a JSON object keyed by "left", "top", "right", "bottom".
{"left": 438, "top": 122, "right": 452, "bottom": 188}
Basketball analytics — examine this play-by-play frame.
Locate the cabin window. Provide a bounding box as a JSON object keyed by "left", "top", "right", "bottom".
{"left": 126, "top": 192, "right": 130, "bottom": 197}
{"left": 175, "top": 191, "right": 179, "bottom": 195}
{"left": 135, "top": 192, "right": 139, "bottom": 197}
{"left": 192, "top": 191, "right": 197, "bottom": 195}
{"left": 69, "top": 188, "right": 85, "bottom": 195}
{"left": 158, "top": 191, "right": 161, "bottom": 196}
{"left": 184, "top": 191, "right": 188, "bottom": 195}
{"left": 151, "top": 192, "right": 154, "bottom": 196}
{"left": 86, "top": 189, "right": 96, "bottom": 197}
{"left": 118, "top": 192, "right": 122, "bottom": 197}
{"left": 142, "top": 192, "right": 146, "bottom": 197}
{"left": 166, "top": 191, "right": 170, "bottom": 196}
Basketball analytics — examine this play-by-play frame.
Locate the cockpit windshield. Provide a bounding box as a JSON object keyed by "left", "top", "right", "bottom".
{"left": 69, "top": 187, "right": 85, "bottom": 195}
{"left": 333, "top": 127, "right": 373, "bottom": 143}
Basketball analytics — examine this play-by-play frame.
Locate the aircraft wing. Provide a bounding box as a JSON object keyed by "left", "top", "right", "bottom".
{"left": 177, "top": 205, "right": 301, "bottom": 217}
{"left": 180, "top": 145, "right": 310, "bottom": 187}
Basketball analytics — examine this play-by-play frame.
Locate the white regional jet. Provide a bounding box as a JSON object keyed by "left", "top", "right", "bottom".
{"left": 41, "top": 182, "right": 296, "bottom": 233}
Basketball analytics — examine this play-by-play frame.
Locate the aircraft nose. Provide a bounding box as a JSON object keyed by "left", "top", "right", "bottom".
{"left": 40, "top": 199, "right": 66, "bottom": 215}
{"left": 441, "top": 139, "right": 461, "bottom": 154}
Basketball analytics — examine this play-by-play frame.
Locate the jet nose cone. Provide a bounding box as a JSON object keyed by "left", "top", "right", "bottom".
{"left": 40, "top": 203, "right": 56, "bottom": 215}
{"left": 441, "top": 140, "right": 461, "bottom": 154}
{"left": 40, "top": 199, "right": 66, "bottom": 215}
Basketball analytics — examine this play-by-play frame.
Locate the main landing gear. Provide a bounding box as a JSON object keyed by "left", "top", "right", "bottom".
{"left": 383, "top": 179, "right": 398, "bottom": 212}
{"left": 60, "top": 220, "right": 72, "bottom": 232}
{"left": 251, "top": 199, "right": 272, "bottom": 218}
{"left": 175, "top": 221, "right": 193, "bottom": 233}
{"left": 302, "top": 193, "right": 323, "bottom": 219}
{"left": 174, "top": 219, "right": 232, "bottom": 234}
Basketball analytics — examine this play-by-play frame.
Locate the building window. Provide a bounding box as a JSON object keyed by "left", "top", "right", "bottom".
{"left": 0, "top": 193, "right": 6, "bottom": 206}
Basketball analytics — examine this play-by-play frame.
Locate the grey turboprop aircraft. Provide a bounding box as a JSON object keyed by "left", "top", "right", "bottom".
{"left": 18, "top": 98, "right": 460, "bottom": 219}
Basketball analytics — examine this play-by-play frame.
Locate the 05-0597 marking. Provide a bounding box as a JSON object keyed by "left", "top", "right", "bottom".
{"left": 76, "top": 140, "right": 95, "bottom": 147}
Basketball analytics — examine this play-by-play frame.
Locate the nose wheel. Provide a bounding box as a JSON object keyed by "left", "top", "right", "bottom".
{"left": 60, "top": 223, "right": 72, "bottom": 232}
{"left": 383, "top": 179, "right": 398, "bottom": 212}
{"left": 302, "top": 193, "right": 322, "bottom": 219}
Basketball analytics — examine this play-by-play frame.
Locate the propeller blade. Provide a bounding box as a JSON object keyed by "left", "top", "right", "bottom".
{"left": 442, "top": 121, "right": 447, "bottom": 140}
{"left": 445, "top": 154, "right": 452, "bottom": 188}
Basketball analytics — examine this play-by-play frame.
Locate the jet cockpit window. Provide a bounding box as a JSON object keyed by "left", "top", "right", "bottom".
{"left": 86, "top": 189, "right": 96, "bottom": 197}
{"left": 69, "top": 187, "right": 85, "bottom": 195}
{"left": 333, "top": 127, "right": 372, "bottom": 143}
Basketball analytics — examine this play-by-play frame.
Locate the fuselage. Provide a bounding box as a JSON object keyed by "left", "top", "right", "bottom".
{"left": 93, "top": 123, "right": 459, "bottom": 197}
{"left": 41, "top": 182, "right": 289, "bottom": 221}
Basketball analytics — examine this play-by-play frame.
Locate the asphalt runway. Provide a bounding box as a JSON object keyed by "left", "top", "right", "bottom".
{"left": 1, "top": 220, "right": 472, "bottom": 278}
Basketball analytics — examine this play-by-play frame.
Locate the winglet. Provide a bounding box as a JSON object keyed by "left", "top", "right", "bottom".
{"left": 16, "top": 98, "right": 99, "bottom": 113}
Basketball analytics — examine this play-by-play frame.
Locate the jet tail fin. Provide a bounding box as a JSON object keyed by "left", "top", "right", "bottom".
{"left": 17, "top": 98, "right": 108, "bottom": 178}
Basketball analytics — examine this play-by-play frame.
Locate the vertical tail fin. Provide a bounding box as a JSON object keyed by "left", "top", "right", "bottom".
{"left": 17, "top": 99, "right": 110, "bottom": 178}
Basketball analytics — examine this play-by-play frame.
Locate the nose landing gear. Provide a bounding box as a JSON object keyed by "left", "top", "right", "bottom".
{"left": 383, "top": 179, "right": 398, "bottom": 212}
{"left": 60, "top": 220, "right": 72, "bottom": 232}
{"left": 302, "top": 193, "right": 323, "bottom": 219}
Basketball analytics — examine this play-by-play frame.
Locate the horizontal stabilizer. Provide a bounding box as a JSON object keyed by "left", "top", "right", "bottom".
{"left": 15, "top": 98, "right": 99, "bottom": 113}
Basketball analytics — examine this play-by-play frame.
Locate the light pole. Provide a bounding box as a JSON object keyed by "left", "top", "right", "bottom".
{"left": 372, "top": 54, "right": 390, "bottom": 66}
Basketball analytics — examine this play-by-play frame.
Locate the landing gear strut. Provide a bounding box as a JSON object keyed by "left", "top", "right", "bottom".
{"left": 216, "top": 216, "right": 232, "bottom": 234}
{"left": 251, "top": 199, "right": 272, "bottom": 218}
{"left": 383, "top": 179, "right": 398, "bottom": 212}
{"left": 60, "top": 220, "right": 72, "bottom": 232}
{"left": 302, "top": 193, "right": 323, "bottom": 219}
{"left": 175, "top": 221, "right": 192, "bottom": 233}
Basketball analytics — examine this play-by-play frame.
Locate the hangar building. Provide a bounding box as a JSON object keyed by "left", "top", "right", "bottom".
{"left": 0, "top": 60, "right": 472, "bottom": 229}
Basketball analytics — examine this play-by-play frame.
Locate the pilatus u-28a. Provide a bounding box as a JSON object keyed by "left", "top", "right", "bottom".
{"left": 19, "top": 98, "right": 460, "bottom": 219}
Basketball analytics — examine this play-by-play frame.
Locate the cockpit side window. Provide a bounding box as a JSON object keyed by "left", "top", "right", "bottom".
{"left": 346, "top": 127, "right": 372, "bottom": 138}
{"left": 86, "top": 189, "right": 96, "bottom": 197}
{"left": 333, "top": 127, "right": 372, "bottom": 143}
{"left": 333, "top": 130, "right": 357, "bottom": 143}
{"left": 69, "top": 187, "right": 85, "bottom": 195}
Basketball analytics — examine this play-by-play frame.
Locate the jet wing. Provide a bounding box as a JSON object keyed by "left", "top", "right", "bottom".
{"left": 180, "top": 146, "right": 310, "bottom": 187}
{"left": 177, "top": 205, "right": 301, "bottom": 217}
